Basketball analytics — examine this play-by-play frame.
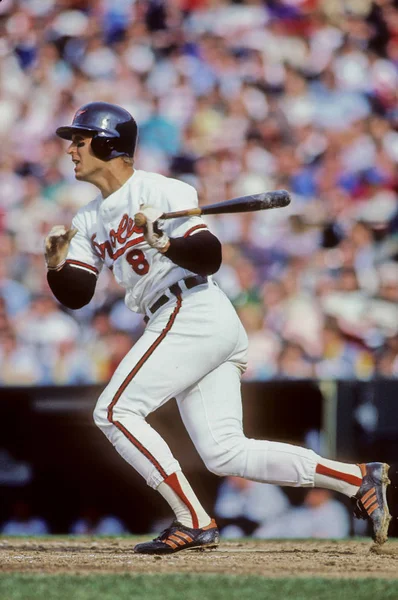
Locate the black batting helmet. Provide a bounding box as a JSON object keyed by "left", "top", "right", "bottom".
{"left": 56, "top": 102, "right": 138, "bottom": 161}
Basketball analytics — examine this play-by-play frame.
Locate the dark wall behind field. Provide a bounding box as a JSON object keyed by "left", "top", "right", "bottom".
{"left": 0, "top": 381, "right": 397, "bottom": 535}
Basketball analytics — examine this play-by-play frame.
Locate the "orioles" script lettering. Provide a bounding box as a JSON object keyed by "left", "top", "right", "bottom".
{"left": 91, "top": 214, "right": 144, "bottom": 261}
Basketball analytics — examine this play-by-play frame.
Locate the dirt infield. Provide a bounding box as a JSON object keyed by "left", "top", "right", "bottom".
{"left": 1, "top": 537, "right": 398, "bottom": 579}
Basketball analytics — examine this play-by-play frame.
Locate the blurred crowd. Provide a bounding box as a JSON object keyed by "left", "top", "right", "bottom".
{"left": 0, "top": 0, "right": 398, "bottom": 385}
{"left": 0, "top": 499, "right": 128, "bottom": 536}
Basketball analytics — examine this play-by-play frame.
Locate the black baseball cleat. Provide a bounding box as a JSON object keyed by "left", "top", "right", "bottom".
{"left": 351, "top": 462, "right": 391, "bottom": 545}
{"left": 133, "top": 519, "right": 219, "bottom": 554}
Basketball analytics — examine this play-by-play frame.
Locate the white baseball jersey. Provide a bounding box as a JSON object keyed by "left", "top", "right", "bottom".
{"left": 66, "top": 169, "right": 209, "bottom": 314}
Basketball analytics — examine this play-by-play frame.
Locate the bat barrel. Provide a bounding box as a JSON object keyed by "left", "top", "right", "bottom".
{"left": 255, "top": 190, "right": 291, "bottom": 209}
{"left": 201, "top": 189, "right": 291, "bottom": 215}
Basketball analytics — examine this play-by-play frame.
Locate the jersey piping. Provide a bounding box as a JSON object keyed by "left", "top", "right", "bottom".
{"left": 183, "top": 224, "right": 208, "bottom": 238}
{"left": 65, "top": 259, "right": 99, "bottom": 275}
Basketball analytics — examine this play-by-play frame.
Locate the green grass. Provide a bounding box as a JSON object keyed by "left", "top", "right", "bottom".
{"left": 0, "top": 574, "right": 397, "bottom": 600}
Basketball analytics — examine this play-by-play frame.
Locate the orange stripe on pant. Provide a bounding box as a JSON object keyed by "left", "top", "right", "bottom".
{"left": 164, "top": 472, "right": 199, "bottom": 529}
{"left": 316, "top": 464, "right": 363, "bottom": 487}
{"left": 107, "top": 296, "right": 183, "bottom": 481}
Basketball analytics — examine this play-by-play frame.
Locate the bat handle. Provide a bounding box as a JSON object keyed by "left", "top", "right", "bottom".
{"left": 135, "top": 207, "right": 202, "bottom": 226}
{"left": 160, "top": 208, "right": 202, "bottom": 220}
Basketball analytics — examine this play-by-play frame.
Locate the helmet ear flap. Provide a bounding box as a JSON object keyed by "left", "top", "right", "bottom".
{"left": 91, "top": 136, "right": 114, "bottom": 160}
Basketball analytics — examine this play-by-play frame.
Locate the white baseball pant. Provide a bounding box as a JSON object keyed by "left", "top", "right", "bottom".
{"left": 93, "top": 281, "right": 318, "bottom": 490}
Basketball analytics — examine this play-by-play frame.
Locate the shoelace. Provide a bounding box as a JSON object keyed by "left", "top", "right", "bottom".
{"left": 351, "top": 497, "right": 369, "bottom": 520}
{"left": 156, "top": 521, "right": 184, "bottom": 542}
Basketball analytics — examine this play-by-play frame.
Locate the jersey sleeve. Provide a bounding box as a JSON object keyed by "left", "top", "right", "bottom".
{"left": 160, "top": 180, "right": 209, "bottom": 240}
{"left": 66, "top": 211, "right": 103, "bottom": 277}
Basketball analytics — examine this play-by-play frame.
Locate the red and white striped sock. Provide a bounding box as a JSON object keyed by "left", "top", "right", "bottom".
{"left": 157, "top": 471, "right": 211, "bottom": 529}
{"left": 314, "top": 458, "right": 363, "bottom": 497}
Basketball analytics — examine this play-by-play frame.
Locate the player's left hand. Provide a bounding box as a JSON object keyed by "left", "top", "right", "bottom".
{"left": 44, "top": 225, "right": 78, "bottom": 270}
{"left": 134, "top": 205, "right": 170, "bottom": 253}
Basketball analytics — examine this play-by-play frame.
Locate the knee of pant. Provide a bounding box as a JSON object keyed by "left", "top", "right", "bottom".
{"left": 93, "top": 399, "right": 109, "bottom": 431}
{"left": 93, "top": 392, "right": 144, "bottom": 431}
{"left": 93, "top": 389, "right": 118, "bottom": 430}
{"left": 202, "top": 438, "right": 247, "bottom": 477}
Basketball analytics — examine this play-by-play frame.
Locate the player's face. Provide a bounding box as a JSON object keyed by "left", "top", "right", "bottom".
{"left": 67, "top": 134, "right": 103, "bottom": 181}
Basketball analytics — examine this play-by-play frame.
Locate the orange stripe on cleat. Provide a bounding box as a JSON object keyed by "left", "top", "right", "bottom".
{"left": 363, "top": 494, "right": 377, "bottom": 510}
{"left": 174, "top": 532, "right": 193, "bottom": 543}
{"left": 362, "top": 487, "right": 376, "bottom": 504}
{"left": 169, "top": 535, "right": 186, "bottom": 545}
{"left": 164, "top": 539, "right": 178, "bottom": 549}
{"left": 367, "top": 503, "right": 379, "bottom": 516}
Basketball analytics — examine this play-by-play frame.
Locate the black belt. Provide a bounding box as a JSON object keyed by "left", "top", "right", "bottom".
{"left": 144, "top": 275, "right": 208, "bottom": 323}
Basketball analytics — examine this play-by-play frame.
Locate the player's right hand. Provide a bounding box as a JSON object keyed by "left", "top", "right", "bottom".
{"left": 134, "top": 205, "right": 170, "bottom": 253}
{"left": 44, "top": 225, "right": 78, "bottom": 270}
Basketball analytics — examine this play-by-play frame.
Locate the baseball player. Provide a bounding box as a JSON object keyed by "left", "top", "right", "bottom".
{"left": 45, "top": 102, "right": 391, "bottom": 553}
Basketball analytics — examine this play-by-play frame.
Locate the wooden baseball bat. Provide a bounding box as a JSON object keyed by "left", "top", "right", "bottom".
{"left": 135, "top": 190, "right": 291, "bottom": 226}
